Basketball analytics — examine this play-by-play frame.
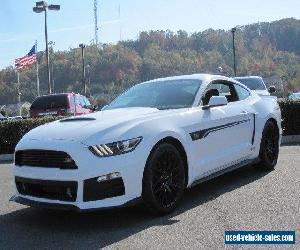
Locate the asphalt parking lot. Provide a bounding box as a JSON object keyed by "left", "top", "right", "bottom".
{"left": 0, "top": 146, "right": 299, "bottom": 250}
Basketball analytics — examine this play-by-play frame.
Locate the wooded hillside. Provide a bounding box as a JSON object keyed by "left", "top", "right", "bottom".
{"left": 1, "top": 18, "right": 300, "bottom": 104}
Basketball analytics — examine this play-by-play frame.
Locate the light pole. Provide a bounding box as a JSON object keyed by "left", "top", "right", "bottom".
{"left": 49, "top": 41, "right": 55, "bottom": 92}
{"left": 231, "top": 27, "right": 237, "bottom": 76}
{"left": 86, "top": 64, "right": 91, "bottom": 95}
{"left": 33, "top": 1, "right": 60, "bottom": 94}
{"left": 79, "top": 44, "right": 86, "bottom": 95}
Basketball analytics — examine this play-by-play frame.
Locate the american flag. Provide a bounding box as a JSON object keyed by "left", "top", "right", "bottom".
{"left": 15, "top": 45, "right": 37, "bottom": 70}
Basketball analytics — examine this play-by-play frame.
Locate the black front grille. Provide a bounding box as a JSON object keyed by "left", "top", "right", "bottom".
{"left": 15, "top": 177, "right": 77, "bottom": 202}
{"left": 15, "top": 150, "right": 77, "bottom": 169}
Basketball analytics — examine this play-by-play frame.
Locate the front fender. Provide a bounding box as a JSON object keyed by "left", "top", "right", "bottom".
{"left": 142, "top": 128, "right": 194, "bottom": 186}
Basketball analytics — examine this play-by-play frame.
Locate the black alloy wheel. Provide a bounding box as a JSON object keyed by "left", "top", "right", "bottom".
{"left": 258, "top": 120, "right": 279, "bottom": 171}
{"left": 142, "top": 143, "right": 186, "bottom": 215}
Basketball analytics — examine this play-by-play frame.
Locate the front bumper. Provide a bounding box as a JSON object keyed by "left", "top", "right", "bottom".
{"left": 12, "top": 138, "right": 147, "bottom": 210}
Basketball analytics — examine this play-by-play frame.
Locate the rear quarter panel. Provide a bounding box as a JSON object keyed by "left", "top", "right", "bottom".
{"left": 251, "top": 95, "right": 282, "bottom": 156}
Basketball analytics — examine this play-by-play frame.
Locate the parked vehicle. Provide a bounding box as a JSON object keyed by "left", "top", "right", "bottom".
{"left": 234, "top": 76, "right": 275, "bottom": 96}
{"left": 12, "top": 74, "right": 282, "bottom": 215}
{"left": 8, "top": 116, "right": 23, "bottom": 120}
{"left": 29, "top": 93, "right": 95, "bottom": 118}
{"left": 288, "top": 92, "right": 300, "bottom": 101}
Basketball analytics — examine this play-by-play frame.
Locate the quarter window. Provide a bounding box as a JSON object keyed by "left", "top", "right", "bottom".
{"left": 235, "top": 84, "right": 250, "bottom": 100}
{"left": 202, "top": 81, "right": 239, "bottom": 105}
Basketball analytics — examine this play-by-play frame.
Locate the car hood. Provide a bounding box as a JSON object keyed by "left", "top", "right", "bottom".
{"left": 21, "top": 107, "right": 162, "bottom": 144}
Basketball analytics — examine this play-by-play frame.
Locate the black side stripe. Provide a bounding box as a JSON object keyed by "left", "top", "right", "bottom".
{"left": 190, "top": 119, "right": 250, "bottom": 141}
{"left": 251, "top": 113, "right": 256, "bottom": 145}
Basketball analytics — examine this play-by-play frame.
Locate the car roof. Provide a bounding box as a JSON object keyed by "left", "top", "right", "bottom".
{"left": 234, "top": 76, "right": 263, "bottom": 79}
{"left": 37, "top": 93, "right": 69, "bottom": 97}
{"left": 141, "top": 73, "right": 236, "bottom": 84}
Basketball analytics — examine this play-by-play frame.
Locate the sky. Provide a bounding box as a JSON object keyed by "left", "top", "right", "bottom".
{"left": 1, "top": 0, "right": 300, "bottom": 69}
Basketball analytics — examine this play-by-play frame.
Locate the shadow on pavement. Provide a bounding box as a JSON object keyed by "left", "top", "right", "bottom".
{"left": 0, "top": 164, "right": 269, "bottom": 249}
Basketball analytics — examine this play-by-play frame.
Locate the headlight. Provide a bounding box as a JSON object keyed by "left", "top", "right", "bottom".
{"left": 89, "top": 137, "right": 142, "bottom": 157}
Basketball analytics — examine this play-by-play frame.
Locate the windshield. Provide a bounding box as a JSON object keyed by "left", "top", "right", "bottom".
{"left": 106, "top": 79, "right": 201, "bottom": 110}
{"left": 31, "top": 95, "right": 67, "bottom": 110}
{"left": 235, "top": 78, "right": 266, "bottom": 90}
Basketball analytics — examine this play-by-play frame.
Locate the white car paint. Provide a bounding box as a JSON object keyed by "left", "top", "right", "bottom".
{"left": 12, "top": 74, "right": 282, "bottom": 210}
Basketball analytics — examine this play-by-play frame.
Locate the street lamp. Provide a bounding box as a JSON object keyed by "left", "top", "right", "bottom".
{"left": 231, "top": 27, "right": 237, "bottom": 77}
{"left": 79, "top": 44, "right": 86, "bottom": 95}
{"left": 33, "top": 1, "right": 60, "bottom": 94}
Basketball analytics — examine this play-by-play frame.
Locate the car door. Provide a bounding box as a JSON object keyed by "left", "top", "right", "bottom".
{"left": 189, "top": 80, "right": 254, "bottom": 180}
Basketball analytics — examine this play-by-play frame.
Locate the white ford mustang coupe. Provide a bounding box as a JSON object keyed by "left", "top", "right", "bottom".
{"left": 11, "top": 74, "right": 282, "bottom": 214}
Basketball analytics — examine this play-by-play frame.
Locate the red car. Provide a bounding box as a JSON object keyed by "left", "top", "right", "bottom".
{"left": 30, "top": 93, "right": 96, "bottom": 118}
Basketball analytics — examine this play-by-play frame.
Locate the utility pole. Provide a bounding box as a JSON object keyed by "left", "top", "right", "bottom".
{"left": 35, "top": 40, "right": 40, "bottom": 96}
{"left": 49, "top": 41, "right": 55, "bottom": 92}
{"left": 51, "top": 63, "right": 55, "bottom": 92}
{"left": 94, "top": 0, "right": 99, "bottom": 46}
{"left": 231, "top": 27, "right": 237, "bottom": 76}
{"left": 118, "top": 4, "right": 122, "bottom": 41}
{"left": 44, "top": 9, "right": 51, "bottom": 93}
{"left": 79, "top": 44, "right": 86, "bottom": 95}
{"left": 86, "top": 64, "right": 91, "bottom": 96}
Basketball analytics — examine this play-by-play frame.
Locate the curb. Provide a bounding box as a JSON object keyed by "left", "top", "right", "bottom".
{"left": 281, "top": 135, "right": 300, "bottom": 145}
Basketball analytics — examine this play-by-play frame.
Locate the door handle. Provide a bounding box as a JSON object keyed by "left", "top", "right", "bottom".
{"left": 240, "top": 110, "right": 248, "bottom": 115}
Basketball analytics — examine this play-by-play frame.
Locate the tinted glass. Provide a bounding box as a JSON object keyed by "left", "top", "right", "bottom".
{"left": 203, "top": 81, "right": 239, "bottom": 104}
{"left": 31, "top": 95, "right": 68, "bottom": 109}
{"left": 235, "top": 78, "right": 266, "bottom": 90}
{"left": 106, "top": 79, "right": 201, "bottom": 110}
{"left": 235, "top": 84, "right": 250, "bottom": 100}
{"left": 207, "top": 83, "right": 230, "bottom": 96}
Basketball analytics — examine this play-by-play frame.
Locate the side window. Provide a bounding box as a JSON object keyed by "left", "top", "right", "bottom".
{"left": 83, "top": 96, "right": 91, "bottom": 107}
{"left": 235, "top": 84, "right": 250, "bottom": 100}
{"left": 79, "top": 96, "right": 86, "bottom": 107}
{"left": 202, "top": 81, "right": 239, "bottom": 105}
{"left": 69, "top": 95, "right": 76, "bottom": 107}
{"left": 75, "top": 95, "right": 81, "bottom": 106}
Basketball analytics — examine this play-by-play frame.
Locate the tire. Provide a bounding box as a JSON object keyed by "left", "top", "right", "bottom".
{"left": 258, "top": 120, "right": 279, "bottom": 171}
{"left": 142, "top": 143, "right": 186, "bottom": 215}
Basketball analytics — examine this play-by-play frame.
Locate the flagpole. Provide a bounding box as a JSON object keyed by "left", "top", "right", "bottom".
{"left": 17, "top": 71, "right": 21, "bottom": 116}
{"left": 35, "top": 40, "right": 40, "bottom": 96}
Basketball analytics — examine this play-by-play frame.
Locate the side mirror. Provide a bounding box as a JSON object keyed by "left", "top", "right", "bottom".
{"left": 202, "top": 96, "right": 228, "bottom": 110}
{"left": 269, "top": 86, "right": 276, "bottom": 94}
{"left": 92, "top": 105, "right": 98, "bottom": 111}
